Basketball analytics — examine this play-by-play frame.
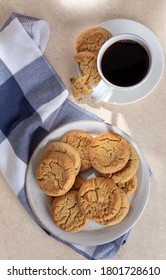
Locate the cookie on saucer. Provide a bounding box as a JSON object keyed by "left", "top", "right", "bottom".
{"left": 76, "top": 27, "right": 112, "bottom": 54}
{"left": 75, "top": 51, "right": 101, "bottom": 85}
{"left": 70, "top": 75, "right": 93, "bottom": 97}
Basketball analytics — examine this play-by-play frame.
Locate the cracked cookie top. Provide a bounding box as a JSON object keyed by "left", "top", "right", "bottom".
{"left": 117, "top": 174, "right": 138, "bottom": 197}
{"left": 75, "top": 51, "right": 101, "bottom": 85}
{"left": 43, "top": 141, "right": 81, "bottom": 175}
{"left": 76, "top": 27, "right": 112, "bottom": 54}
{"left": 70, "top": 76, "right": 93, "bottom": 97}
{"left": 35, "top": 152, "right": 76, "bottom": 196}
{"left": 51, "top": 190, "right": 89, "bottom": 232}
{"left": 94, "top": 188, "right": 130, "bottom": 226}
{"left": 111, "top": 144, "right": 140, "bottom": 183}
{"left": 78, "top": 177, "right": 121, "bottom": 220}
{"left": 88, "top": 132, "right": 131, "bottom": 173}
{"left": 61, "top": 130, "right": 93, "bottom": 172}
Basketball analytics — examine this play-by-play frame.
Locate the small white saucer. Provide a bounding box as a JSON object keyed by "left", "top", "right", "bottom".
{"left": 96, "top": 19, "right": 165, "bottom": 104}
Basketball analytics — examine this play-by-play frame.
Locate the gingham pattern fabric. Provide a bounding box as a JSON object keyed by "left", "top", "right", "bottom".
{"left": 0, "top": 13, "right": 130, "bottom": 260}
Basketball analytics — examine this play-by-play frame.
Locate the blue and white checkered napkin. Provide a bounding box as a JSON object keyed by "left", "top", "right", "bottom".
{"left": 0, "top": 13, "right": 130, "bottom": 260}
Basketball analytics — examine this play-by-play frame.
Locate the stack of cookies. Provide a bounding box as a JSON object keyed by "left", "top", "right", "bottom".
{"left": 71, "top": 27, "right": 112, "bottom": 97}
{"left": 35, "top": 130, "right": 139, "bottom": 233}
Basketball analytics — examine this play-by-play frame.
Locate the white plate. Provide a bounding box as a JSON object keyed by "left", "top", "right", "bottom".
{"left": 78, "top": 19, "right": 164, "bottom": 104}
{"left": 25, "top": 120, "right": 150, "bottom": 245}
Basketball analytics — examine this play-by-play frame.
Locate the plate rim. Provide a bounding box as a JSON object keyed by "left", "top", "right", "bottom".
{"left": 25, "top": 120, "right": 150, "bottom": 245}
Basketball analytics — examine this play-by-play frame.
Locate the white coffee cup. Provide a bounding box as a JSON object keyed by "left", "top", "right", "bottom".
{"left": 92, "top": 33, "right": 152, "bottom": 103}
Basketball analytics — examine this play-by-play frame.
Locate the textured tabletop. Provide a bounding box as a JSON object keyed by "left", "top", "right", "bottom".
{"left": 0, "top": 0, "right": 166, "bottom": 260}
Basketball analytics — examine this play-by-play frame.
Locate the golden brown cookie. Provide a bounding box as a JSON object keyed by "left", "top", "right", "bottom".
{"left": 76, "top": 27, "right": 112, "bottom": 54}
{"left": 78, "top": 177, "right": 121, "bottom": 220}
{"left": 95, "top": 189, "right": 130, "bottom": 226}
{"left": 75, "top": 51, "right": 101, "bottom": 85}
{"left": 51, "top": 190, "right": 89, "bottom": 232}
{"left": 47, "top": 175, "right": 85, "bottom": 207}
{"left": 47, "top": 195, "right": 54, "bottom": 206}
{"left": 43, "top": 141, "right": 81, "bottom": 175}
{"left": 35, "top": 152, "right": 76, "bottom": 196}
{"left": 71, "top": 175, "right": 85, "bottom": 191}
{"left": 88, "top": 132, "right": 131, "bottom": 174}
{"left": 117, "top": 174, "right": 138, "bottom": 196}
{"left": 70, "top": 76, "right": 93, "bottom": 97}
{"left": 61, "top": 130, "right": 93, "bottom": 172}
{"left": 111, "top": 145, "right": 140, "bottom": 183}
{"left": 99, "top": 171, "right": 112, "bottom": 179}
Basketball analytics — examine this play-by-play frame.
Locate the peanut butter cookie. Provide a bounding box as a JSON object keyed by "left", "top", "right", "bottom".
{"left": 111, "top": 145, "right": 139, "bottom": 183}
{"left": 70, "top": 76, "right": 93, "bottom": 97}
{"left": 75, "top": 51, "right": 101, "bottom": 85}
{"left": 61, "top": 130, "right": 93, "bottom": 172}
{"left": 35, "top": 152, "right": 76, "bottom": 196}
{"left": 78, "top": 177, "right": 121, "bottom": 220}
{"left": 47, "top": 195, "right": 54, "bottom": 206}
{"left": 88, "top": 132, "right": 131, "bottom": 174}
{"left": 76, "top": 27, "right": 112, "bottom": 54}
{"left": 117, "top": 174, "right": 138, "bottom": 196}
{"left": 102, "top": 144, "right": 139, "bottom": 183}
{"left": 51, "top": 190, "right": 89, "bottom": 232}
{"left": 95, "top": 189, "right": 130, "bottom": 226}
{"left": 43, "top": 141, "right": 81, "bottom": 175}
{"left": 71, "top": 175, "right": 85, "bottom": 191}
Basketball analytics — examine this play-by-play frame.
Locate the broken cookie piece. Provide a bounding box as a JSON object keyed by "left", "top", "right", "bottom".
{"left": 70, "top": 26, "right": 112, "bottom": 97}
{"left": 70, "top": 76, "right": 93, "bottom": 97}
{"left": 75, "top": 51, "right": 101, "bottom": 85}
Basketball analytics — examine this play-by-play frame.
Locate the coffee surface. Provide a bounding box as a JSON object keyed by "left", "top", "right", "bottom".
{"left": 101, "top": 40, "right": 149, "bottom": 87}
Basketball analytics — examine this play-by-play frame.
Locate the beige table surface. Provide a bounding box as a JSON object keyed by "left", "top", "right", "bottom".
{"left": 0, "top": 0, "right": 166, "bottom": 260}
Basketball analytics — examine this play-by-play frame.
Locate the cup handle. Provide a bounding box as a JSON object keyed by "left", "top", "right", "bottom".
{"left": 91, "top": 80, "right": 113, "bottom": 103}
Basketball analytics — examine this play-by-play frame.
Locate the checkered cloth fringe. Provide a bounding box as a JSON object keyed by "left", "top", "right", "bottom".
{"left": 0, "top": 13, "right": 130, "bottom": 260}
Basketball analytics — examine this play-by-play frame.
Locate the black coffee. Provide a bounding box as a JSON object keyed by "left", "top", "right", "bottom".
{"left": 101, "top": 40, "right": 150, "bottom": 87}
